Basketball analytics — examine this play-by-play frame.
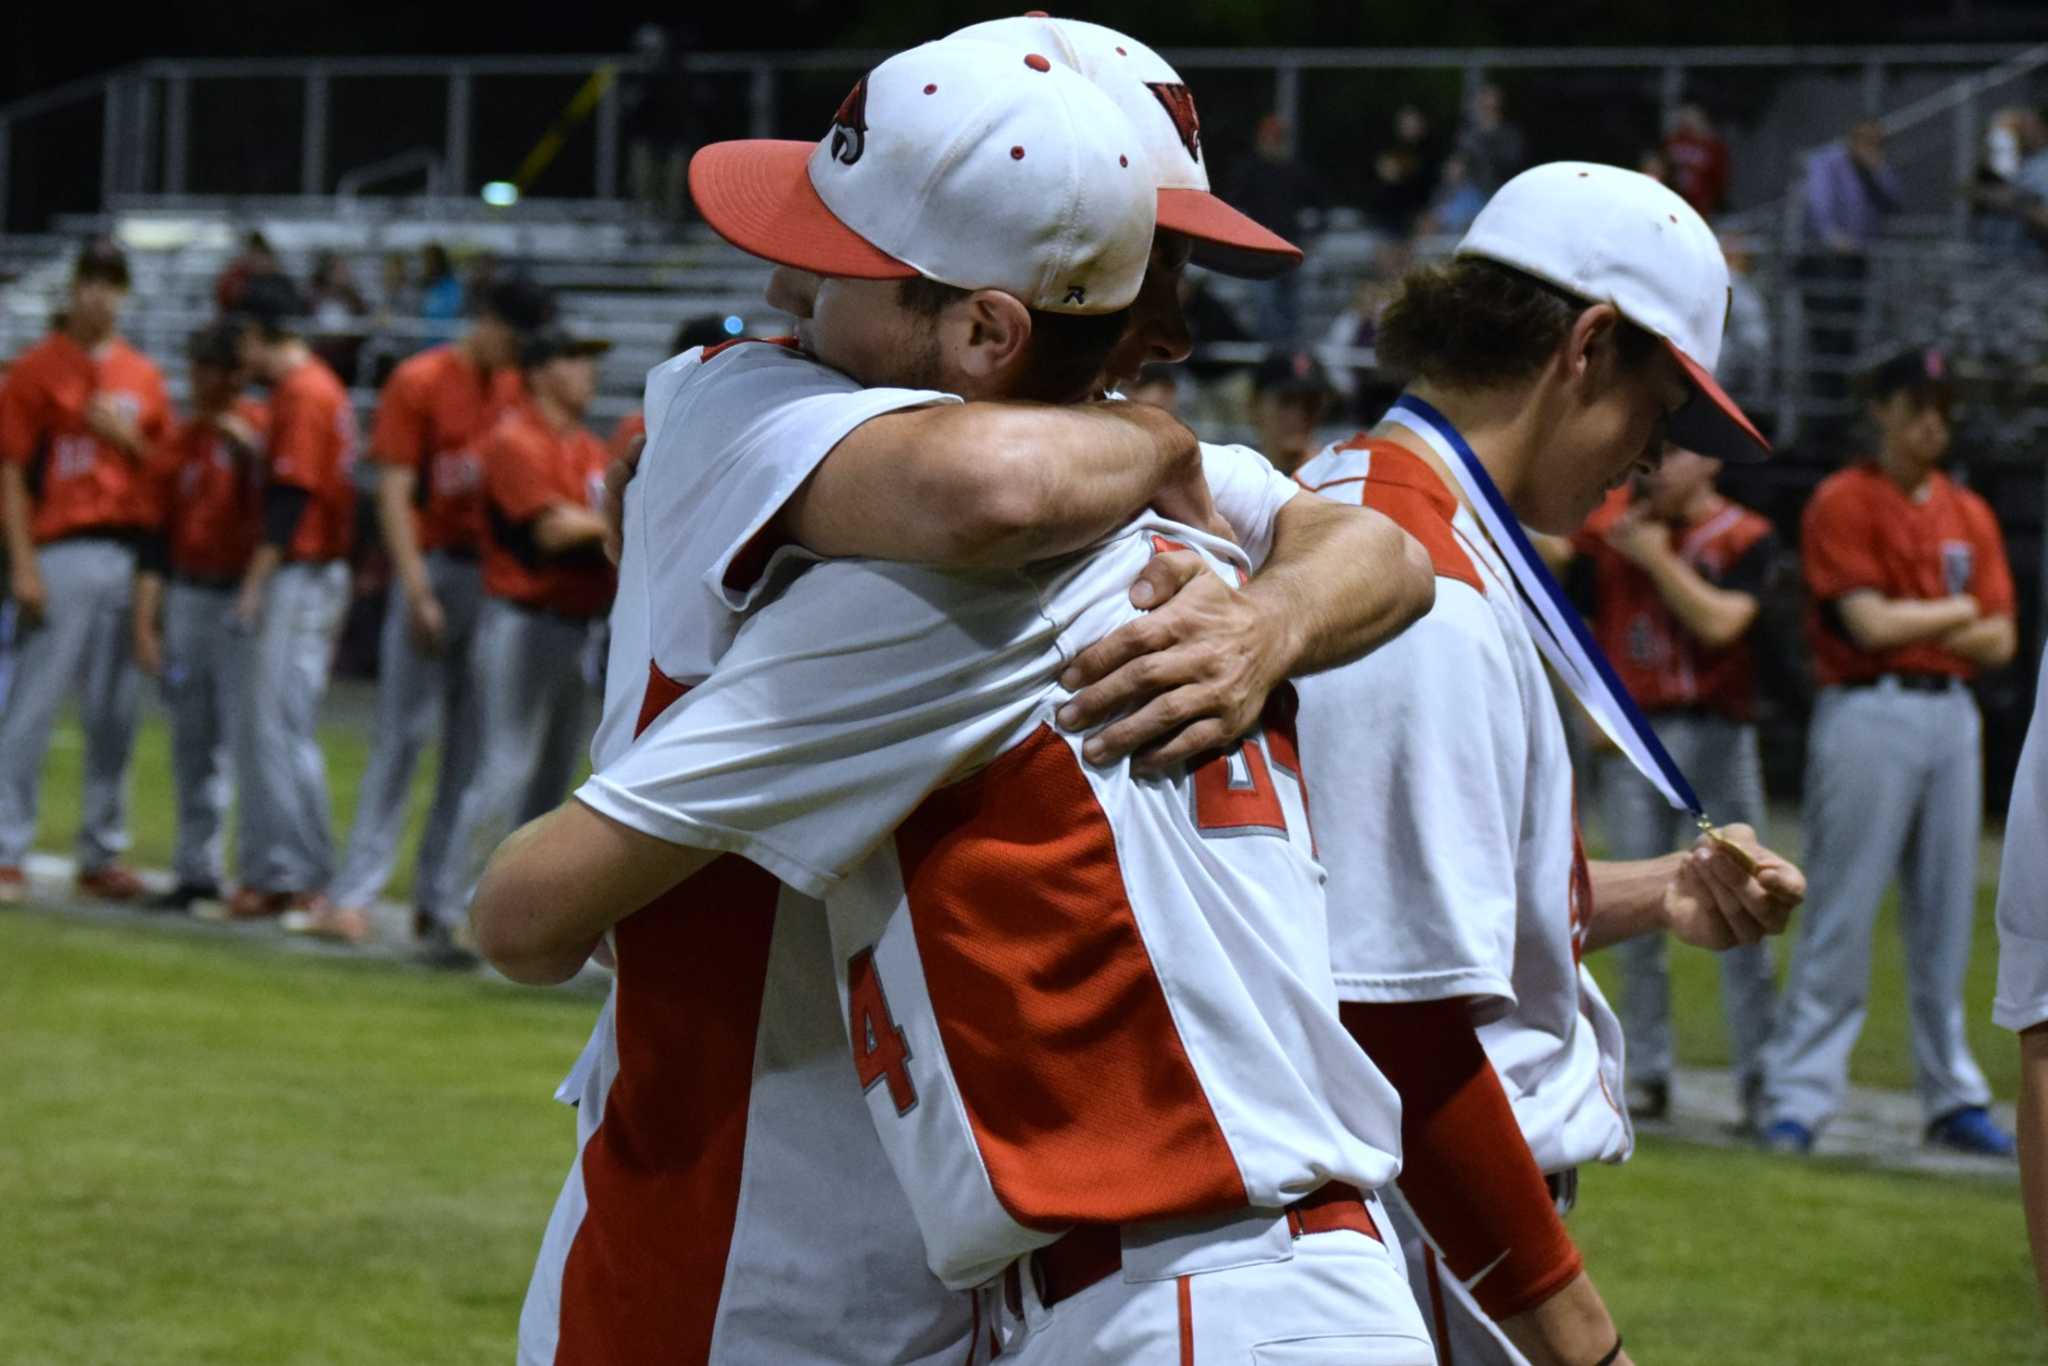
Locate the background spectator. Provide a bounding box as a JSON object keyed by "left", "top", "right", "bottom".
{"left": 1224, "top": 114, "right": 1324, "bottom": 343}
{"left": 1249, "top": 348, "right": 1335, "bottom": 476}
{"left": 1361, "top": 104, "right": 1439, "bottom": 240}
{"left": 1968, "top": 107, "right": 2048, "bottom": 251}
{"left": 1799, "top": 120, "right": 1904, "bottom": 406}
{"left": 419, "top": 242, "right": 465, "bottom": 345}
{"left": 1664, "top": 103, "right": 1733, "bottom": 217}
{"left": 1636, "top": 147, "right": 1673, "bottom": 184}
{"left": 1455, "top": 83, "right": 1527, "bottom": 194}
{"left": 214, "top": 229, "right": 278, "bottom": 315}
{"left": 1420, "top": 152, "right": 1487, "bottom": 236}
{"left": 308, "top": 251, "right": 369, "bottom": 383}
{"left": 1319, "top": 243, "right": 1409, "bottom": 424}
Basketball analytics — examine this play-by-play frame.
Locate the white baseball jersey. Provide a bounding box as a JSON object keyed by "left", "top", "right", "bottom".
{"left": 523, "top": 339, "right": 1307, "bottom": 1363}
{"left": 1996, "top": 644, "right": 2048, "bottom": 1033}
{"left": 1293, "top": 437, "right": 1631, "bottom": 1176}
{"left": 583, "top": 515, "right": 1404, "bottom": 1292}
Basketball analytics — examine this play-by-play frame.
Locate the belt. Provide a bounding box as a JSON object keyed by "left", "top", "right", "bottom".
{"left": 170, "top": 569, "right": 240, "bottom": 592}
{"left": 1005, "top": 1183, "right": 1379, "bottom": 1314}
{"left": 431, "top": 545, "right": 480, "bottom": 563}
{"left": 1840, "top": 672, "right": 1962, "bottom": 694}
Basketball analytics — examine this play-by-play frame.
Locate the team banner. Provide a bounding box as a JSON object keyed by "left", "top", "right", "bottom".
{"left": 1384, "top": 395, "right": 1708, "bottom": 821}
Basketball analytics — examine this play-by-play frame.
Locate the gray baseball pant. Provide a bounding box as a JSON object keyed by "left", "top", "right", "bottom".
{"left": 426, "top": 599, "right": 594, "bottom": 928}
{"left": 326, "top": 552, "right": 484, "bottom": 911}
{"left": 1597, "top": 712, "right": 1778, "bottom": 1092}
{"left": 232, "top": 560, "right": 349, "bottom": 893}
{"left": 0, "top": 537, "right": 141, "bottom": 872}
{"left": 1763, "top": 680, "right": 1993, "bottom": 1130}
{"left": 161, "top": 581, "right": 242, "bottom": 888}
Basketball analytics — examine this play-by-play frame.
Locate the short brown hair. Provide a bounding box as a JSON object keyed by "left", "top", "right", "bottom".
{"left": 1376, "top": 256, "right": 1658, "bottom": 391}
{"left": 897, "top": 278, "right": 1130, "bottom": 404}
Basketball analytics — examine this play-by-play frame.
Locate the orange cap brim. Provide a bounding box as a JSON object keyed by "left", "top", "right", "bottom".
{"left": 1664, "top": 338, "right": 1772, "bottom": 463}
{"left": 1159, "top": 187, "right": 1302, "bottom": 280}
{"left": 688, "top": 140, "right": 918, "bottom": 280}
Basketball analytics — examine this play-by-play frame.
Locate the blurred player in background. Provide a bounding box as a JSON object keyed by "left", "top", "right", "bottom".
{"left": 1249, "top": 347, "right": 1334, "bottom": 476}
{"left": 1570, "top": 448, "right": 1781, "bottom": 1129}
{"left": 0, "top": 239, "right": 171, "bottom": 904}
{"left": 420, "top": 326, "right": 613, "bottom": 964}
{"left": 302, "top": 279, "right": 550, "bottom": 943}
{"left": 1763, "top": 345, "right": 2018, "bottom": 1157}
{"left": 222, "top": 275, "right": 357, "bottom": 921}
{"left": 132, "top": 323, "right": 268, "bottom": 912}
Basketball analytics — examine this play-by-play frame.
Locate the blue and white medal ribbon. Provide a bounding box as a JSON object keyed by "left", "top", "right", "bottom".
{"left": 1384, "top": 395, "right": 1710, "bottom": 823}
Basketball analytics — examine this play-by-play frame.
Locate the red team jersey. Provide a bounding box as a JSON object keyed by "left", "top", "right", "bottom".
{"left": 370, "top": 345, "right": 523, "bottom": 554}
{"left": 1802, "top": 463, "right": 2014, "bottom": 687}
{"left": 479, "top": 401, "right": 614, "bottom": 618}
{"left": 265, "top": 356, "right": 358, "bottom": 563}
{"left": 1574, "top": 486, "right": 1776, "bottom": 720}
{"left": 607, "top": 410, "right": 645, "bottom": 461}
{"left": 0, "top": 333, "right": 172, "bottom": 542}
{"left": 162, "top": 398, "right": 271, "bottom": 581}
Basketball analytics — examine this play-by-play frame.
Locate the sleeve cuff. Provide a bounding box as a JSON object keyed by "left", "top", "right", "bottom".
{"left": 574, "top": 779, "right": 836, "bottom": 900}
{"left": 1332, "top": 967, "right": 1518, "bottom": 1026}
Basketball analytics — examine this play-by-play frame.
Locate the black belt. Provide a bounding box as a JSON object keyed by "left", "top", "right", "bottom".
{"left": 1840, "top": 672, "right": 1963, "bottom": 694}
{"left": 170, "top": 570, "right": 240, "bottom": 592}
{"left": 432, "top": 545, "right": 480, "bottom": 563}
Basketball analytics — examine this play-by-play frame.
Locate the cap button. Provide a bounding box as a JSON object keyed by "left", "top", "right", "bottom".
{"left": 1011, "top": 146, "right": 1026, "bottom": 160}
{"left": 1024, "top": 53, "right": 1051, "bottom": 72}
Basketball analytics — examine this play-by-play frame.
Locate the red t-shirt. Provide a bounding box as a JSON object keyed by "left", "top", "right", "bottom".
{"left": 1573, "top": 487, "right": 1776, "bottom": 721}
{"left": 266, "top": 355, "right": 358, "bottom": 563}
{"left": 370, "top": 344, "right": 523, "bottom": 555}
{"left": 609, "top": 410, "right": 646, "bottom": 461}
{"left": 1663, "top": 129, "right": 1731, "bottom": 217}
{"left": 162, "top": 398, "right": 270, "bottom": 581}
{"left": 480, "top": 401, "right": 614, "bottom": 618}
{"left": 0, "top": 332, "right": 172, "bottom": 543}
{"left": 1802, "top": 462, "right": 2014, "bottom": 686}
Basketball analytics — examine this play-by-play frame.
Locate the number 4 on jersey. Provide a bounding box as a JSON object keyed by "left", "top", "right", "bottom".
{"left": 847, "top": 948, "right": 918, "bottom": 1115}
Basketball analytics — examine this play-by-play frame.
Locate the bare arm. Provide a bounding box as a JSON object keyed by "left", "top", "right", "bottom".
{"left": 1583, "top": 824, "right": 1804, "bottom": 954}
{"left": 1, "top": 464, "right": 42, "bottom": 622}
{"left": 532, "top": 503, "right": 609, "bottom": 555}
{"left": 781, "top": 398, "right": 1226, "bottom": 568}
{"left": 1835, "top": 588, "right": 1979, "bottom": 652}
{"left": 2022, "top": 1024, "right": 2048, "bottom": 1309}
{"left": 132, "top": 569, "right": 166, "bottom": 676}
{"left": 471, "top": 799, "right": 716, "bottom": 985}
{"left": 1634, "top": 547, "right": 1758, "bottom": 649}
{"left": 234, "top": 543, "right": 283, "bottom": 629}
{"left": 1056, "top": 495, "right": 1434, "bottom": 769}
{"left": 1940, "top": 613, "right": 2018, "bottom": 670}
{"left": 374, "top": 465, "right": 447, "bottom": 652}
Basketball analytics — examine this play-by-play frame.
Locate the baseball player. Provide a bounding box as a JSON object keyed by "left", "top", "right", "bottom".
{"left": 303, "top": 280, "right": 550, "bottom": 942}
{"left": 221, "top": 275, "right": 358, "bottom": 920}
{"left": 0, "top": 238, "right": 171, "bottom": 904}
{"left": 413, "top": 326, "right": 614, "bottom": 963}
{"left": 131, "top": 323, "right": 269, "bottom": 911}
{"left": 482, "top": 39, "right": 1437, "bottom": 1363}
{"left": 477, "top": 32, "right": 1433, "bottom": 1366}
{"left": 1568, "top": 449, "right": 1782, "bottom": 1127}
{"left": 1762, "top": 345, "right": 2017, "bottom": 1156}
{"left": 1293, "top": 163, "right": 1804, "bottom": 1365}
{"left": 1995, "top": 644, "right": 2048, "bottom": 1301}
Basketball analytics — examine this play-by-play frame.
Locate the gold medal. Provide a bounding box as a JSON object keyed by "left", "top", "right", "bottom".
{"left": 1696, "top": 816, "right": 1761, "bottom": 876}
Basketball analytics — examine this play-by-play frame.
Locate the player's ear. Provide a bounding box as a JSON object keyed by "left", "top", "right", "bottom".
{"left": 1561, "top": 302, "right": 1621, "bottom": 389}
{"left": 953, "top": 290, "right": 1034, "bottom": 390}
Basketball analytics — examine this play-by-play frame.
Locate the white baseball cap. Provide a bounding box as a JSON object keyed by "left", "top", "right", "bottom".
{"left": 947, "top": 15, "right": 1301, "bottom": 278}
{"left": 1457, "top": 161, "right": 1771, "bottom": 463}
{"left": 689, "top": 38, "right": 1155, "bottom": 315}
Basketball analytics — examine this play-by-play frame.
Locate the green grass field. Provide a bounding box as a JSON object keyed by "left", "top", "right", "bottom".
{"left": 7, "top": 710, "right": 2041, "bottom": 1362}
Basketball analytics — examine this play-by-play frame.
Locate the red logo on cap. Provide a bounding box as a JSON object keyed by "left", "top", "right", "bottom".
{"left": 1146, "top": 83, "right": 1202, "bottom": 164}
{"left": 1924, "top": 348, "right": 1946, "bottom": 380}
{"left": 830, "top": 73, "right": 871, "bottom": 166}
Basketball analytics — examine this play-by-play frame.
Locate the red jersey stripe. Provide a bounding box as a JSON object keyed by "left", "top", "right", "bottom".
{"left": 1310, "top": 438, "right": 1484, "bottom": 595}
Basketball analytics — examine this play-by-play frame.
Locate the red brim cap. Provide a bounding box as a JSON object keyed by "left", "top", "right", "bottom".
{"left": 688, "top": 140, "right": 918, "bottom": 280}
{"left": 1159, "top": 188, "right": 1302, "bottom": 280}
{"left": 1664, "top": 338, "right": 1772, "bottom": 464}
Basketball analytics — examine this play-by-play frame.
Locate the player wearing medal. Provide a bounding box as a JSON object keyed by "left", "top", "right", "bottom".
{"left": 1761, "top": 346, "right": 2017, "bottom": 1157}
{"left": 1995, "top": 642, "right": 2048, "bottom": 1302}
{"left": 1293, "top": 164, "right": 1805, "bottom": 1366}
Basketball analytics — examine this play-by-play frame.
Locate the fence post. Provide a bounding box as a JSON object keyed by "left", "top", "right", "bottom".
{"left": 0, "top": 118, "right": 10, "bottom": 234}
{"left": 1953, "top": 88, "right": 1976, "bottom": 242}
{"left": 101, "top": 77, "right": 122, "bottom": 208}
{"left": 1774, "top": 174, "right": 1804, "bottom": 444}
{"left": 164, "top": 73, "right": 189, "bottom": 196}
{"left": 446, "top": 71, "right": 472, "bottom": 195}
{"left": 1861, "top": 60, "right": 1887, "bottom": 117}
{"left": 1273, "top": 59, "right": 1300, "bottom": 134}
{"left": 303, "top": 67, "right": 330, "bottom": 196}
{"left": 1660, "top": 63, "right": 1683, "bottom": 134}
{"left": 595, "top": 73, "right": 620, "bottom": 199}
{"left": 749, "top": 62, "right": 776, "bottom": 140}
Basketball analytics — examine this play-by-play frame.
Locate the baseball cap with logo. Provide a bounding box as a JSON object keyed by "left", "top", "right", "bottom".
{"left": 689, "top": 38, "right": 1154, "bottom": 315}
{"left": 946, "top": 15, "right": 1301, "bottom": 279}
{"left": 1457, "top": 161, "right": 1772, "bottom": 463}
{"left": 519, "top": 326, "right": 613, "bottom": 371}
{"left": 1862, "top": 344, "right": 1953, "bottom": 406}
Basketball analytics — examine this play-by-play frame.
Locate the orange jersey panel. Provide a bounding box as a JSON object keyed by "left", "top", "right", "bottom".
{"left": 0, "top": 333, "right": 172, "bottom": 542}
{"left": 1801, "top": 463, "right": 2014, "bottom": 685}
{"left": 480, "top": 402, "right": 615, "bottom": 618}
{"left": 162, "top": 397, "right": 270, "bottom": 581}
{"left": 369, "top": 345, "right": 523, "bottom": 554}
{"left": 1574, "top": 487, "right": 1774, "bottom": 719}
{"left": 1301, "top": 436, "right": 1484, "bottom": 594}
{"left": 265, "top": 356, "right": 358, "bottom": 562}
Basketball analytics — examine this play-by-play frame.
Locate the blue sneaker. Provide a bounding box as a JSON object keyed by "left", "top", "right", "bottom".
{"left": 1759, "top": 1119, "right": 1814, "bottom": 1154}
{"left": 1926, "top": 1106, "right": 2016, "bottom": 1157}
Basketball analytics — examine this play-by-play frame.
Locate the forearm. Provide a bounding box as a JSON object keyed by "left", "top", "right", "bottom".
{"left": 784, "top": 399, "right": 1199, "bottom": 568}
{"left": 1242, "top": 495, "right": 1434, "bottom": 677}
{"left": 1942, "top": 614, "right": 2017, "bottom": 669}
{"left": 1501, "top": 1274, "right": 1629, "bottom": 1366}
{"left": 133, "top": 571, "right": 165, "bottom": 631}
{"left": 1582, "top": 853, "right": 1687, "bottom": 953}
{"left": 472, "top": 798, "right": 715, "bottom": 985}
{"left": 1838, "top": 591, "right": 1978, "bottom": 651}
{"left": 1, "top": 466, "right": 35, "bottom": 575}
{"left": 240, "top": 543, "right": 283, "bottom": 598}
{"left": 533, "top": 504, "right": 610, "bottom": 555}
{"left": 374, "top": 468, "right": 432, "bottom": 600}
{"left": 1641, "top": 553, "right": 1757, "bottom": 649}
{"left": 2022, "top": 1026, "right": 2048, "bottom": 1308}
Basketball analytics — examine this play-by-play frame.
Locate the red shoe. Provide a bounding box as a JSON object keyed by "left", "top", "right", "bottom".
{"left": 0, "top": 866, "right": 25, "bottom": 905}
{"left": 226, "top": 887, "right": 295, "bottom": 920}
{"left": 78, "top": 865, "right": 147, "bottom": 901}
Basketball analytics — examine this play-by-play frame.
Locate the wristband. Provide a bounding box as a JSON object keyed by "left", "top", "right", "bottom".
{"left": 1594, "top": 1335, "right": 1624, "bottom": 1366}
